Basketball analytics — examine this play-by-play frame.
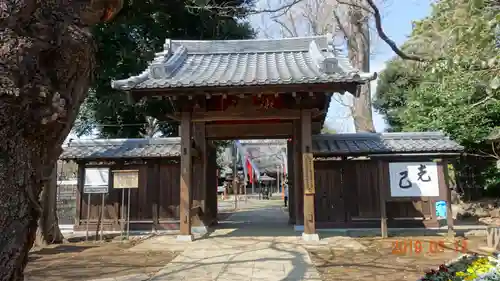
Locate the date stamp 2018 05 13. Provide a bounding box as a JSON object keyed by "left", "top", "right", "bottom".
{"left": 391, "top": 239, "right": 468, "bottom": 255}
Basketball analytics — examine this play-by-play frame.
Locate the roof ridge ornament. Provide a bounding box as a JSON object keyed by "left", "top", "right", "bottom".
{"left": 150, "top": 44, "right": 187, "bottom": 79}
{"left": 110, "top": 39, "right": 175, "bottom": 89}
{"left": 326, "top": 32, "right": 336, "bottom": 53}
{"left": 308, "top": 39, "right": 338, "bottom": 74}
{"left": 164, "top": 38, "right": 172, "bottom": 53}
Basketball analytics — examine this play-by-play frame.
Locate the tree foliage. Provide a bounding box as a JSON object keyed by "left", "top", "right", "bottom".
{"left": 74, "top": 0, "right": 255, "bottom": 138}
{"left": 374, "top": 0, "right": 500, "bottom": 187}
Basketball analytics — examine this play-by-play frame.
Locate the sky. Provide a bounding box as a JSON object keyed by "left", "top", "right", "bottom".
{"left": 251, "top": 0, "right": 434, "bottom": 132}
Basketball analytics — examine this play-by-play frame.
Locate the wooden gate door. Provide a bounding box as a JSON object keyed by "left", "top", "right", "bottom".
{"left": 314, "top": 161, "right": 346, "bottom": 224}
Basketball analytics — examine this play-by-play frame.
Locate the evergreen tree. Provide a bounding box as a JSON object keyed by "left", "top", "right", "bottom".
{"left": 75, "top": 0, "right": 256, "bottom": 137}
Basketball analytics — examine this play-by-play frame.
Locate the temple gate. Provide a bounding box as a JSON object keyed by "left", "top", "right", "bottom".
{"left": 111, "top": 34, "right": 376, "bottom": 241}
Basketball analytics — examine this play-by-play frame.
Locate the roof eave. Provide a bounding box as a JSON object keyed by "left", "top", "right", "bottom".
{"left": 60, "top": 155, "right": 181, "bottom": 161}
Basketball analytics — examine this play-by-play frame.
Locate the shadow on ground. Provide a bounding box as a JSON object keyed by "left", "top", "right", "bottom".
{"left": 26, "top": 242, "right": 178, "bottom": 281}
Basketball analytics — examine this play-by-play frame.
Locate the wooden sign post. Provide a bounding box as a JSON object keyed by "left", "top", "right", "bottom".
{"left": 83, "top": 167, "right": 110, "bottom": 242}
{"left": 302, "top": 153, "right": 315, "bottom": 195}
{"left": 113, "top": 170, "right": 139, "bottom": 240}
{"left": 381, "top": 161, "right": 444, "bottom": 238}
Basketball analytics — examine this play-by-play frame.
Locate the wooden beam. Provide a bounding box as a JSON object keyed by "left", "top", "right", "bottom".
{"left": 182, "top": 108, "right": 317, "bottom": 122}
{"left": 206, "top": 123, "right": 291, "bottom": 139}
{"left": 205, "top": 122, "right": 322, "bottom": 139}
{"left": 131, "top": 82, "right": 360, "bottom": 97}
{"left": 179, "top": 111, "right": 193, "bottom": 237}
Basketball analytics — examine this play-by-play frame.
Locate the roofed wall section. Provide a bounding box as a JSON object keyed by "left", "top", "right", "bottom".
{"left": 60, "top": 132, "right": 463, "bottom": 161}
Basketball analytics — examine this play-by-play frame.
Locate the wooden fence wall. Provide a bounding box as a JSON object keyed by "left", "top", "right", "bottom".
{"left": 75, "top": 160, "right": 181, "bottom": 231}
{"left": 314, "top": 159, "right": 434, "bottom": 228}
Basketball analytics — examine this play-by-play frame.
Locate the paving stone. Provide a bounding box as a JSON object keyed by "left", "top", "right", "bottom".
{"left": 144, "top": 200, "right": 322, "bottom": 281}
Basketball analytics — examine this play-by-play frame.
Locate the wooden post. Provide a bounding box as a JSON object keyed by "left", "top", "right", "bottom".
{"left": 178, "top": 111, "right": 193, "bottom": 241}
{"left": 76, "top": 163, "right": 85, "bottom": 227}
{"left": 437, "top": 159, "right": 455, "bottom": 238}
{"left": 378, "top": 160, "right": 388, "bottom": 238}
{"left": 193, "top": 123, "right": 207, "bottom": 213}
{"left": 152, "top": 163, "right": 160, "bottom": 231}
{"left": 300, "top": 110, "right": 318, "bottom": 240}
{"left": 292, "top": 120, "right": 302, "bottom": 226}
{"left": 287, "top": 139, "right": 295, "bottom": 224}
{"left": 232, "top": 141, "right": 238, "bottom": 209}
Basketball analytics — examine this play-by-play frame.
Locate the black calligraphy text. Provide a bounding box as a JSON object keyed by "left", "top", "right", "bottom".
{"left": 397, "top": 164, "right": 433, "bottom": 189}
{"left": 417, "top": 164, "right": 431, "bottom": 182}
{"left": 398, "top": 171, "right": 412, "bottom": 189}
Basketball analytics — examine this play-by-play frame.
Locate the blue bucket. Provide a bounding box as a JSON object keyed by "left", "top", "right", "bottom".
{"left": 435, "top": 200, "right": 447, "bottom": 219}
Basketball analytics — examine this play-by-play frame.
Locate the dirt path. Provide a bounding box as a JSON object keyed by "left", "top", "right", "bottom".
{"left": 26, "top": 241, "right": 177, "bottom": 281}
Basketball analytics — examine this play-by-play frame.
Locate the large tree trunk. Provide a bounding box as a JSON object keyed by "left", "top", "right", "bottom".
{"left": 35, "top": 164, "right": 64, "bottom": 246}
{"left": 348, "top": 0, "right": 375, "bottom": 132}
{"left": 0, "top": 2, "right": 122, "bottom": 280}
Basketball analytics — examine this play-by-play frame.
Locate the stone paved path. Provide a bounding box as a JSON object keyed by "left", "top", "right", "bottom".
{"left": 145, "top": 200, "right": 322, "bottom": 281}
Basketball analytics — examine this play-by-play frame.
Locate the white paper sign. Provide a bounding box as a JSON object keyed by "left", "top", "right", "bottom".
{"left": 84, "top": 168, "right": 109, "bottom": 193}
{"left": 389, "top": 162, "right": 439, "bottom": 197}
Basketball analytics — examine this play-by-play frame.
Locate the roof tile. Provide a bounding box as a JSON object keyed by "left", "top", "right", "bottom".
{"left": 312, "top": 132, "right": 463, "bottom": 155}
{"left": 111, "top": 35, "right": 376, "bottom": 90}
{"left": 60, "top": 132, "right": 463, "bottom": 160}
{"left": 60, "top": 138, "right": 181, "bottom": 160}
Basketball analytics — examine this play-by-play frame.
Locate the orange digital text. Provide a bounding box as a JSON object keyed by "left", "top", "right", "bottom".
{"left": 391, "top": 239, "right": 467, "bottom": 255}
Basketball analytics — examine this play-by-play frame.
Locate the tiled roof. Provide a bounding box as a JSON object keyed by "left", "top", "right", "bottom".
{"left": 312, "top": 132, "right": 464, "bottom": 156}
{"left": 111, "top": 34, "right": 376, "bottom": 90}
{"left": 60, "top": 138, "right": 181, "bottom": 160}
{"left": 60, "top": 132, "right": 463, "bottom": 160}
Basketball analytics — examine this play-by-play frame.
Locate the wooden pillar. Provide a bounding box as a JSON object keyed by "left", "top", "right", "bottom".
{"left": 287, "top": 139, "right": 295, "bottom": 224}
{"left": 203, "top": 143, "right": 218, "bottom": 225}
{"left": 437, "top": 159, "right": 454, "bottom": 237}
{"left": 75, "top": 162, "right": 85, "bottom": 227}
{"left": 292, "top": 120, "right": 303, "bottom": 226}
{"left": 378, "top": 160, "right": 388, "bottom": 238}
{"left": 204, "top": 142, "right": 216, "bottom": 225}
{"left": 193, "top": 123, "right": 207, "bottom": 211}
{"left": 300, "top": 110, "right": 317, "bottom": 239}
{"left": 210, "top": 145, "right": 218, "bottom": 222}
{"left": 192, "top": 123, "right": 207, "bottom": 228}
{"left": 152, "top": 162, "right": 160, "bottom": 231}
{"left": 178, "top": 111, "right": 193, "bottom": 240}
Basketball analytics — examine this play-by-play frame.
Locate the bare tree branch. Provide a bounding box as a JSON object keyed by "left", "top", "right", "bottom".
{"left": 185, "top": 0, "right": 303, "bottom": 17}
{"left": 186, "top": 0, "right": 436, "bottom": 63}
{"left": 364, "top": 0, "right": 426, "bottom": 61}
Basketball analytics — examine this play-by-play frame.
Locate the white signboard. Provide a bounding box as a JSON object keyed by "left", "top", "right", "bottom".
{"left": 84, "top": 168, "right": 109, "bottom": 193}
{"left": 389, "top": 162, "right": 439, "bottom": 197}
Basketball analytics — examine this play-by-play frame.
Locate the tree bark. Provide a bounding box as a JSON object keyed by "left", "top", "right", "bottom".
{"left": 347, "top": 0, "right": 376, "bottom": 132}
{"left": 0, "top": 2, "right": 122, "bottom": 280}
{"left": 35, "top": 164, "right": 64, "bottom": 247}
